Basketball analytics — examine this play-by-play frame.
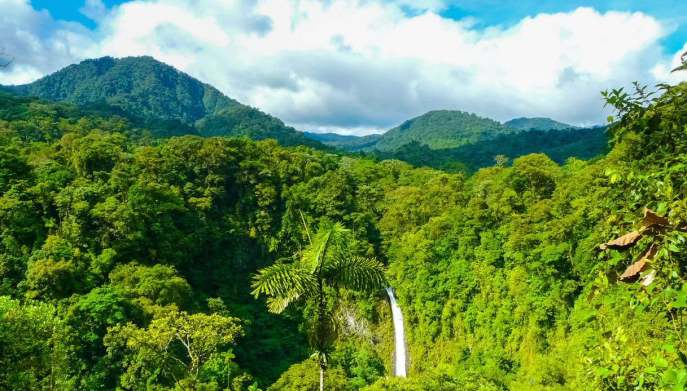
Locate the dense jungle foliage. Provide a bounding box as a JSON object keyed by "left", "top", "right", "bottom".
{"left": 2, "top": 66, "right": 687, "bottom": 391}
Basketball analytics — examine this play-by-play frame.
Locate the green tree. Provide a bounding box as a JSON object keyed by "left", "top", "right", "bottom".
{"left": 268, "top": 360, "right": 348, "bottom": 391}
{"left": 104, "top": 309, "right": 243, "bottom": 389}
{"left": 251, "top": 221, "right": 386, "bottom": 391}
{"left": 0, "top": 296, "right": 71, "bottom": 390}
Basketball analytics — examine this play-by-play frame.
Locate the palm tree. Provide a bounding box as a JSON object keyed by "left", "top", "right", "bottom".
{"left": 251, "top": 221, "right": 386, "bottom": 391}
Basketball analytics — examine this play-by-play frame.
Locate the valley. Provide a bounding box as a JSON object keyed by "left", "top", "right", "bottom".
{"left": 0, "top": 54, "right": 686, "bottom": 391}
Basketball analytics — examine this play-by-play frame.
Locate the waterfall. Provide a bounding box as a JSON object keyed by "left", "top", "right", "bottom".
{"left": 385, "top": 287, "right": 407, "bottom": 377}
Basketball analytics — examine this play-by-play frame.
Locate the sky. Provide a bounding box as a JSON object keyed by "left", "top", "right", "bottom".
{"left": 1, "top": 0, "right": 686, "bottom": 135}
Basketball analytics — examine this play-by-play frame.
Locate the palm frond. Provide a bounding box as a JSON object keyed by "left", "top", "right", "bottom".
{"left": 325, "top": 255, "right": 387, "bottom": 292}
{"left": 266, "top": 291, "right": 304, "bottom": 313}
{"left": 251, "top": 263, "right": 316, "bottom": 306}
{"left": 302, "top": 222, "right": 350, "bottom": 272}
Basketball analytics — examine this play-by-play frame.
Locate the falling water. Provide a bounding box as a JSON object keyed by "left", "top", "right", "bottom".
{"left": 385, "top": 287, "right": 407, "bottom": 377}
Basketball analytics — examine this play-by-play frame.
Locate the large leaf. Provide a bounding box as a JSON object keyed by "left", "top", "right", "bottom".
{"left": 619, "top": 244, "right": 657, "bottom": 282}
{"left": 600, "top": 231, "right": 642, "bottom": 250}
{"left": 301, "top": 222, "right": 350, "bottom": 273}
{"left": 250, "top": 262, "right": 317, "bottom": 313}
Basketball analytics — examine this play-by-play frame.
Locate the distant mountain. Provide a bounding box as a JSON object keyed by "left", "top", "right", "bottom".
{"left": 301, "top": 110, "right": 607, "bottom": 172}
{"left": 504, "top": 117, "right": 576, "bottom": 131}
{"left": 303, "top": 132, "right": 382, "bottom": 151}
{"left": 373, "top": 127, "right": 608, "bottom": 172}
{"left": 304, "top": 110, "right": 518, "bottom": 152}
{"left": 6, "top": 56, "right": 323, "bottom": 147}
{"left": 372, "top": 110, "right": 514, "bottom": 151}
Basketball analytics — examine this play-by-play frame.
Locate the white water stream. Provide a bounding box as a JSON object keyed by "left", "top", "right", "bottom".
{"left": 385, "top": 287, "right": 407, "bottom": 377}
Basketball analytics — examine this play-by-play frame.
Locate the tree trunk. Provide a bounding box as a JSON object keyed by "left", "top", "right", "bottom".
{"left": 319, "top": 366, "right": 324, "bottom": 391}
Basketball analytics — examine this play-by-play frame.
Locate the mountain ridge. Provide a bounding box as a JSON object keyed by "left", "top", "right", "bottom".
{"left": 5, "top": 56, "right": 324, "bottom": 148}
{"left": 372, "top": 110, "right": 514, "bottom": 151}
{"left": 303, "top": 111, "right": 593, "bottom": 154}
{"left": 5, "top": 56, "right": 605, "bottom": 169}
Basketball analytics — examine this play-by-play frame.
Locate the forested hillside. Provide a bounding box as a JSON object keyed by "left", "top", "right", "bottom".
{"left": 2, "top": 61, "right": 687, "bottom": 391}
{"left": 372, "top": 126, "right": 608, "bottom": 172}
{"left": 6, "top": 56, "right": 605, "bottom": 170}
{"left": 5, "top": 56, "right": 322, "bottom": 148}
{"left": 368, "top": 110, "right": 514, "bottom": 151}
{"left": 304, "top": 112, "right": 606, "bottom": 172}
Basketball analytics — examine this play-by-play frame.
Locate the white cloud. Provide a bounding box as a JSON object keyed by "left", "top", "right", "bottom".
{"left": 80, "top": 0, "right": 108, "bottom": 22}
{"left": 651, "top": 42, "right": 687, "bottom": 83}
{"left": 0, "top": 0, "right": 684, "bottom": 134}
{"left": 0, "top": 0, "right": 96, "bottom": 84}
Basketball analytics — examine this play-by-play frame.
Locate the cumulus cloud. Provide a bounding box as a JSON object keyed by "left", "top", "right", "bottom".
{"left": 80, "top": 0, "right": 109, "bottom": 22}
{"left": 0, "top": 0, "right": 684, "bottom": 134}
{"left": 0, "top": 0, "right": 96, "bottom": 84}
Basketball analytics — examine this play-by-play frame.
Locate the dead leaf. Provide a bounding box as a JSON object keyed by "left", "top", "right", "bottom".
{"left": 643, "top": 208, "right": 670, "bottom": 229}
{"left": 600, "top": 231, "right": 642, "bottom": 250}
{"left": 619, "top": 245, "right": 658, "bottom": 282}
{"left": 618, "top": 259, "right": 647, "bottom": 281}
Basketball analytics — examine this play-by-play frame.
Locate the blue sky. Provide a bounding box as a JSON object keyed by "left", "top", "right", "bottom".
{"left": 439, "top": 1, "right": 687, "bottom": 52}
{"left": 31, "top": 0, "right": 116, "bottom": 28}
{"left": 33, "top": 0, "right": 687, "bottom": 52}
{"left": 2, "top": 0, "right": 686, "bottom": 134}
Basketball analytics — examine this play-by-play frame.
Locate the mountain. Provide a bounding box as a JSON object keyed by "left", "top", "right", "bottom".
{"left": 373, "top": 126, "right": 608, "bottom": 172}
{"left": 303, "top": 110, "right": 515, "bottom": 152}
{"left": 302, "top": 110, "right": 607, "bottom": 172}
{"left": 504, "top": 117, "right": 576, "bottom": 131}
{"left": 302, "top": 132, "right": 382, "bottom": 151}
{"left": 6, "top": 56, "right": 323, "bottom": 147}
{"left": 372, "top": 110, "right": 514, "bottom": 151}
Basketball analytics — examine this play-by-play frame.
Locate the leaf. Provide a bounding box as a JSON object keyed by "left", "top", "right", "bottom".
{"left": 643, "top": 208, "right": 670, "bottom": 229}
{"left": 325, "top": 255, "right": 387, "bottom": 292}
{"left": 619, "top": 245, "right": 657, "bottom": 282}
{"left": 600, "top": 231, "right": 642, "bottom": 250}
{"left": 675, "top": 294, "right": 687, "bottom": 308}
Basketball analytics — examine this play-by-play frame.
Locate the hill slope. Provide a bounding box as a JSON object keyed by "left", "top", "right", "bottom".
{"left": 372, "top": 110, "right": 514, "bottom": 151}
{"left": 302, "top": 110, "right": 607, "bottom": 171}
{"left": 7, "top": 56, "right": 322, "bottom": 147}
{"left": 504, "top": 117, "right": 576, "bottom": 131}
{"left": 303, "top": 110, "right": 517, "bottom": 152}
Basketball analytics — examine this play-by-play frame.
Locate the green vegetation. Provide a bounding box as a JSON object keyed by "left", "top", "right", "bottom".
{"left": 372, "top": 126, "right": 608, "bottom": 172}
{"left": 1, "top": 54, "right": 687, "bottom": 391}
